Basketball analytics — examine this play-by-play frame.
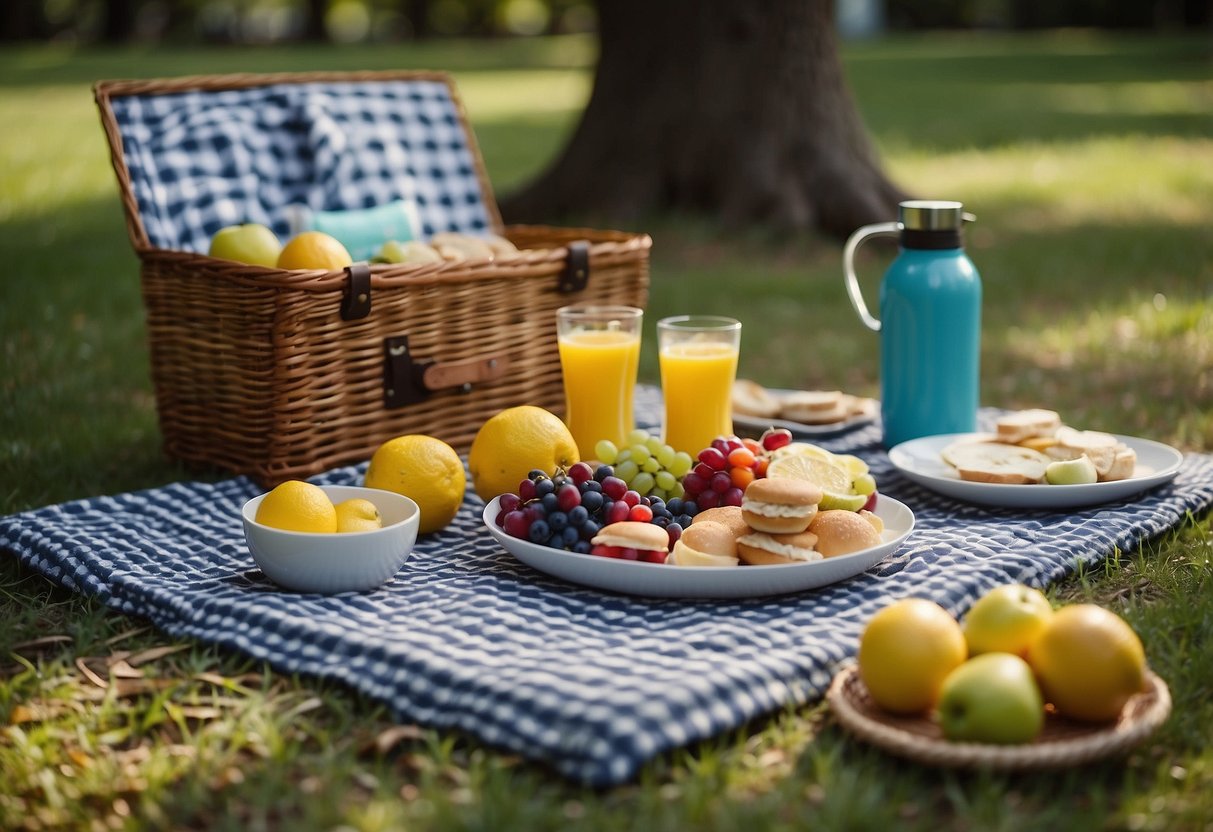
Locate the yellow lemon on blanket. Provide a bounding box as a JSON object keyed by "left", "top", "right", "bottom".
{"left": 255, "top": 480, "right": 337, "bottom": 533}
{"left": 858, "top": 598, "right": 967, "bottom": 715}
{"left": 365, "top": 435, "right": 465, "bottom": 534}
{"left": 276, "top": 230, "right": 353, "bottom": 271}
{"left": 468, "top": 405, "right": 579, "bottom": 501}
{"left": 1027, "top": 604, "right": 1147, "bottom": 722}
{"left": 333, "top": 498, "right": 383, "bottom": 533}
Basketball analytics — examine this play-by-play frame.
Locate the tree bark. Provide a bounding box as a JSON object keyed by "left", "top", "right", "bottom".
{"left": 499, "top": 0, "right": 906, "bottom": 239}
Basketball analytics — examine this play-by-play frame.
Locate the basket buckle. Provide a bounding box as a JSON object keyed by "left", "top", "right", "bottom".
{"left": 558, "top": 240, "right": 591, "bottom": 293}
{"left": 383, "top": 336, "right": 433, "bottom": 407}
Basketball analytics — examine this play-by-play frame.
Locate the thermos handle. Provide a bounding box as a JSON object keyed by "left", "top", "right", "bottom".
{"left": 842, "top": 221, "right": 901, "bottom": 332}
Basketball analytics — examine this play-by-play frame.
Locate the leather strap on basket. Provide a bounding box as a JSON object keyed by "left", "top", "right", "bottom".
{"left": 558, "top": 240, "right": 591, "bottom": 293}
{"left": 383, "top": 336, "right": 510, "bottom": 408}
{"left": 341, "top": 263, "right": 372, "bottom": 320}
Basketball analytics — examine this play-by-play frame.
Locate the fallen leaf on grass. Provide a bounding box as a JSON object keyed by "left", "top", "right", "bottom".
{"left": 104, "top": 626, "right": 151, "bottom": 647}
{"left": 126, "top": 644, "right": 190, "bottom": 667}
{"left": 366, "top": 724, "right": 426, "bottom": 755}
{"left": 11, "top": 635, "right": 74, "bottom": 654}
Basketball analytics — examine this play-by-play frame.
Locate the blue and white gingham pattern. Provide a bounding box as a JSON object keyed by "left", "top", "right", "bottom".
{"left": 4, "top": 387, "right": 1212, "bottom": 786}
{"left": 110, "top": 79, "right": 493, "bottom": 254}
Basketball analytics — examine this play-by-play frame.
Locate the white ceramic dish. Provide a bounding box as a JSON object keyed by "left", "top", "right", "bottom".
{"left": 887, "top": 433, "right": 1183, "bottom": 510}
{"left": 482, "top": 495, "right": 914, "bottom": 599}
{"left": 242, "top": 485, "right": 419, "bottom": 593}
{"left": 732, "top": 389, "right": 877, "bottom": 437}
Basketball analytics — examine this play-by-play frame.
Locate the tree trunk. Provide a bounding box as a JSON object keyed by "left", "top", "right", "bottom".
{"left": 101, "top": 0, "right": 138, "bottom": 43}
{"left": 303, "top": 0, "right": 328, "bottom": 42}
{"left": 499, "top": 0, "right": 906, "bottom": 239}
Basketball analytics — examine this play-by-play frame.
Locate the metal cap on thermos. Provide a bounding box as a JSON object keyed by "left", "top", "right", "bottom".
{"left": 898, "top": 200, "right": 974, "bottom": 248}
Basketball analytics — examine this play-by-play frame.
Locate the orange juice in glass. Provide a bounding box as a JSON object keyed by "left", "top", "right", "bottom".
{"left": 557, "top": 305, "right": 643, "bottom": 455}
{"left": 658, "top": 315, "right": 741, "bottom": 455}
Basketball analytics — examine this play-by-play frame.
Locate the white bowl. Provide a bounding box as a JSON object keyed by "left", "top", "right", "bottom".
{"left": 241, "top": 485, "right": 419, "bottom": 593}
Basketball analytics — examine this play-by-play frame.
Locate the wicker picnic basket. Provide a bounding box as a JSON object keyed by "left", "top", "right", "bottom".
{"left": 94, "top": 71, "right": 650, "bottom": 487}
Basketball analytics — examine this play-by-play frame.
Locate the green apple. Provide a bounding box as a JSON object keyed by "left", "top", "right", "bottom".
{"left": 208, "top": 223, "right": 282, "bottom": 267}
{"left": 962, "top": 583, "right": 1053, "bottom": 657}
{"left": 1045, "top": 455, "right": 1098, "bottom": 485}
{"left": 937, "top": 653, "right": 1044, "bottom": 744}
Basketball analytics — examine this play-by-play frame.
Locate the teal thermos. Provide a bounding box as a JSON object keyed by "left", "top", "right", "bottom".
{"left": 843, "top": 200, "right": 982, "bottom": 448}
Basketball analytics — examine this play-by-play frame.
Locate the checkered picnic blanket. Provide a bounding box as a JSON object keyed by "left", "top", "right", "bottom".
{"left": 109, "top": 78, "right": 493, "bottom": 255}
{"left": 4, "top": 387, "right": 1212, "bottom": 786}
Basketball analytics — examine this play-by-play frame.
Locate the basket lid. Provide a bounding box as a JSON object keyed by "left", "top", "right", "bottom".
{"left": 95, "top": 71, "right": 502, "bottom": 255}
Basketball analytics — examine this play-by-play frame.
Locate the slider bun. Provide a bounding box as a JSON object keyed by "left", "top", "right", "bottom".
{"left": 692, "top": 506, "right": 750, "bottom": 538}
{"left": 590, "top": 521, "right": 669, "bottom": 552}
{"left": 736, "top": 529, "right": 820, "bottom": 566}
{"left": 808, "top": 510, "right": 882, "bottom": 557}
{"left": 744, "top": 478, "right": 823, "bottom": 506}
{"left": 669, "top": 521, "right": 740, "bottom": 567}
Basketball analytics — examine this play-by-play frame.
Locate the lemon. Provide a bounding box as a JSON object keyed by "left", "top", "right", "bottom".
{"left": 365, "top": 435, "right": 466, "bottom": 534}
{"left": 766, "top": 454, "right": 866, "bottom": 511}
{"left": 770, "top": 442, "right": 837, "bottom": 463}
{"left": 255, "top": 480, "right": 337, "bottom": 533}
{"left": 334, "top": 498, "right": 383, "bottom": 533}
{"left": 1026, "top": 604, "right": 1147, "bottom": 722}
{"left": 468, "top": 406, "right": 579, "bottom": 501}
{"left": 858, "top": 598, "right": 968, "bottom": 715}
{"left": 276, "top": 231, "right": 353, "bottom": 270}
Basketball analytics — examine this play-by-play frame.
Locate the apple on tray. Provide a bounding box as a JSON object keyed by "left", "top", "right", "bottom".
{"left": 961, "top": 583, "right": 1054, "bottom": 658}
{"left": 936, "top": 652, "right": 1045, "bottom": 744}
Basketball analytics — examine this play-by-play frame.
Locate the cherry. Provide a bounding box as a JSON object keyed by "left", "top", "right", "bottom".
{"left": 761, "top": 427, "right": 793, "bottom": 451}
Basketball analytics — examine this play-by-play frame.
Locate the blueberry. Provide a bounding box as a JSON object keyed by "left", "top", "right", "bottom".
{"left": 580, "top": 520, "right": 600, "bottom": 541}
{"left": 572, "top": 540, "right": 593, "bottom": 555}
{"left": 536, "top": 478, "right": 556, "bottom": 498}
{"left": 548, "top": 511, "right": 569, "bottom": 532}
{"left": 581, "top": 480, "right": 603, "bottom": 494}
{"left": 541, "top": 492, "right": 560, "bottom": 512}
{"left": 682, "top": 500, "right": 699, "bottom": 517}
{"left": 666, "top": 497, "right": 684, "bottom": 515}
{"left": 594, "top": 464, "right": 614, "bottom": 482}
{"left": 580, "top": 491, "right": 604, "bottom": 514}
{"left": 528, "top": 469, "right": 548, "bottom": 481}
{"left": 678, "top": 513, "right": 694, "bottom": 527}
{"left": 568, "top": 505, "right": 589, "bottom": 526}
{"left": 528, "top": 520, "right": 551, "bottom": 543}
{"left": 560, "top": 526, "right": 579, "bottom": 548}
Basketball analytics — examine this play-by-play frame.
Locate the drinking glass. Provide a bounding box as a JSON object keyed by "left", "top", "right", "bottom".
{"left": 657, "top": 315, "right": 741, "bottom": 455}
{"left": 556, "top": 304, "right": 643, "bottom": 456}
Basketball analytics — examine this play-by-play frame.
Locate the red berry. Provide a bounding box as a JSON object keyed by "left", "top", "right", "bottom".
{"left": 693, "top": 461, "right": 716, "bottom": 481}
{"left": 761, "top": 427, "right": 793, "bottom": 451}
{"left": 622, "top": 490, "right": 642, "bottom": 508}
{"left": 754, "top": 457, "right": 770, "bottom": 477}
{"left": 723, "top": 436, "right": 744, "bottom": 452}
{"left": 697, "top": 490, "right": 720, "bottom": 509}
{"left": 741, "top": 437, "right": 764, "bottom": 456}
{"left": 641, "top": 549, "right": 668, "bottom": 563}
{"left": 568, "top": 462, "right": 594, "bottom": 484}
{"left": 499, "top": 493, "right": 521, "bottom": 513}
{"left": 524, "top": 504, "right": 546, "bottom": 523}
{"left": 711, "top": 437, "right": 731, "bottom": 454}
{"left": 666, "top": 522, "right": 683, "bottom": 548}
{"left": 606, "top": 501, "right": 631, "bottom": 524}
{"left": 682, "top": 472, "right": 707, "bottom": 497}
{"left": 602, "top": 476, "right": 628, "bottom": 500}
{"left": 616, "top": 547, "right": 640, "bottom": 561}
{"left": 495, "top": 509, "right": 508, "bottom": 526}
{"left": 518, "top": 480, "right": 537, "bottom": 501}
{"left": 710, "top": 471, "right": 731, "bottom": 494}
{"left": 722, "top": 487, "right": 745, "bottom": 507}
{"left": 557, "top": 482, "right": 581, "bottom": 512}
{"left": 503, "top": 511, "right": 530, "bottom": 539}
{"left": 591, "top": 544, "right": 613, "bottom": 558}
{"left": 862, "top": 492, "right": 878, "bottom": 512}
{"left": 629, "top": 504, "right": 654, "bottom": 522}
{"left": 698, "top": 447, "right": 728, "bottom": 471}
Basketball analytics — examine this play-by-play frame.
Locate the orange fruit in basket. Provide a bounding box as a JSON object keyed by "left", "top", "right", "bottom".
{"left": 276, "top": 231, "right": 353, "bottom": 270}
{"left": 1027, "top": 603, "right": 1147, "bottom": 722}
{"left": 468, "top": 406, "right": 580, "bottom": 501}
{"left": 858, "top": 598, "right": 967, "bottom": 715}
{"left": 255, "top": 480, "right": 337, "bottom": 533}
{"left": 365, "top": 435, "right": 465, "bottom": 534}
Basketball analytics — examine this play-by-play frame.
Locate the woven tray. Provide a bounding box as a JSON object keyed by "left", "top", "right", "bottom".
{"left": 826, "top": 665, "right": 1170, "bottom": 769}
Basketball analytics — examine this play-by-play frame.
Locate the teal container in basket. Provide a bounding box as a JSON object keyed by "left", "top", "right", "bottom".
{"left": 843, "top": 200, "right": 982, "bottom": 448}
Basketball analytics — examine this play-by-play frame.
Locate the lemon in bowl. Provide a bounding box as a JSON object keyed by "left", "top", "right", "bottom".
{"left": 242, "top": 484, "right": 419, "bottom": 593}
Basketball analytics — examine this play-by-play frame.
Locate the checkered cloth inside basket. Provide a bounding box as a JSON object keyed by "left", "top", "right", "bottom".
{"left": 3, "top": 388, "right": 1212, "bottom": 786}
{"left": 109, "top": 78, "right": 494, "bottom": 254}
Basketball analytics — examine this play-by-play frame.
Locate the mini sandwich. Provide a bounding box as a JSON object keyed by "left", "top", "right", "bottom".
{"left": 668, "top": 521, "right": 740, "bottom": 567}
{"left": 732, "top": 379, "right": 782, "bottom": 419}
{"left": 780, "top": 390, "right": 848, "bottom": 425}
{"left": 692, "top": 505, "right": 751, "bottom": 539}
{"left": 740, "top": 478, "right": 823, "bottom": 534}
{"left": 590, "top": 521, "right": 670, "bottom": 564}
{"left": 736, "top": 529, "right": 821, "bottom": 565}
{"left": 808, "top": 510, "right": 883, "bottom": 557}
{"left": 995, "top": 408, "right": 1061, "bottom": 445}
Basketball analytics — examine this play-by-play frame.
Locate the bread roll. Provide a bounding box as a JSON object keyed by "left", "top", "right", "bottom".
{"left": 808, "top": 510, "right": 882, "bottom": 557}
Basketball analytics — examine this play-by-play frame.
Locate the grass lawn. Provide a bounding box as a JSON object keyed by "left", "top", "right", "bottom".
{"left": 2, "top": 30, "right": 1212, "bottom": 831}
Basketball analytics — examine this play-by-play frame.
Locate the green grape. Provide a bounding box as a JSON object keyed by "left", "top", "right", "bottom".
{"left": 669, "top": 480, "right": 685, "bottom": 499}
{"left": 615, "top": 448, "right": 633, "bottom": 464}
{"left": 630, "top": 471, "right": 656, "bottom": 495}
{"left": 594, "top": 439, "right": 618, "bottom": 464}
{"left": 654, "top": 444, "right": 676, "bottom": 468}
{"left": 649, "top": 487, "right": 669, "bottom": 503}
{"left": 628, "top": 443, "right": 651, "bottom": 463}
{"left": 626, "top": 428, "right": 650, "bottom": 446}
{"left": 668, "top": 452, "right": 694, "bottom": 478}
{"left": 655, "top": 470, "right": 677, "bottom": 491}
{"left": 645, "top": 436, "right": 664, "bottom": 455}
{"left": 615, "top": 460, "right": 640, "bottom": 483}
{"left": 642, "top": 456, "right": 661, "bottom": 474}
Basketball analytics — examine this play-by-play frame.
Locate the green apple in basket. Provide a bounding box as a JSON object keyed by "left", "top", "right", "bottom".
{"left": 937, "top": 652, "right": 1045, "bottom": 744}
{"left": 208, "top": 223, "right": 282, "bottom": 267}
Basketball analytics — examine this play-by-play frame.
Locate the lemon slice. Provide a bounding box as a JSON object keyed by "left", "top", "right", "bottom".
{"left": 770, "top": 442, "right": 836, "bottom": 463}
{"left": 765, "top": 455, "right": 867, "bottom": 511}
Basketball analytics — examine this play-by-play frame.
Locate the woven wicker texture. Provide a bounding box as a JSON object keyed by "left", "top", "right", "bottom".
{"left": 94, "top": 73, "right": 651, "bottom": 486}
{"left": 827, "top": 665, "right": 1171, "bottom": 769}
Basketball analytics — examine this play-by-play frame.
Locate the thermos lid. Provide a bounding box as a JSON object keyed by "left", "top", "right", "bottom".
{"left": 899, "top": 200, "right": 970, "bottom": 231}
